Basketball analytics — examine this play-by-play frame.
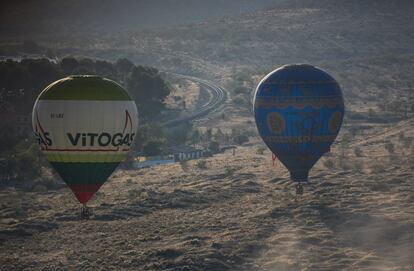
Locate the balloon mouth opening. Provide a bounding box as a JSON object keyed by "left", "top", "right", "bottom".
{"left": 290, "top": 170, "right": 309, "bottom": 182}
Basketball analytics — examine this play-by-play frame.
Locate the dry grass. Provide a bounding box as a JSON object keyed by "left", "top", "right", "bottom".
{"left": 1, "top": 117, "right": 413, "bottom": 270}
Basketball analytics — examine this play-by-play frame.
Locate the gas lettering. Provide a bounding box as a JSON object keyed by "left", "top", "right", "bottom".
{"left": 66, "top": 132, "right": 135, "bottom": 147}
{"left": 35, "top": 131, "right": 52, "bottom": 146}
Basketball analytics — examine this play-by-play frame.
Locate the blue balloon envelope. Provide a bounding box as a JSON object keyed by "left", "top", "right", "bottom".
{"left": 253, "top": 64, "right": 345, "bottom": 182}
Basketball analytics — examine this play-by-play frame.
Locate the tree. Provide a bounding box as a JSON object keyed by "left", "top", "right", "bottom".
{"left": 45, "top": 48, "right": 56, "bottom": 59}
{"left": 142, "top": 140, "right": 162, "bottom": 156}
{"left": 116, "top": 58, "right": 134, "bottom": 77}
{"left": 126, "top": 66, "right": 171, "bottom": 120}
{"left": 165, "top": 122, "right": 192, "bottom": 145}
{"left": 205, "top": 128, "right": 213, "bottom": 141}
{"left": 214, "top": 128, "right": 225, "bottom": 142}
{"left": 190, "top": 129, "right": 200, "bottom": 145}
{"left": 60, "top": 57, "right": 79, "bottom": 74}
{"left": 133, "top": 122, "right": 165, "bottom": 152}
{"left": 233, "top": 134, "right": 249, "bottom": 145}
{"left": 75, "top": 58, "right": 95, "bottom": 74}
{"left": 11, "top": 143, "right": 40, "bottom": 180}
{"left": 95, "top": 60, "right": 116, "bottom": 78}
{"left": 27, "top": 58, "right": 61, "bottom": 91}
{"left": 208, "top": 141, "right": 220, "bottom": 153}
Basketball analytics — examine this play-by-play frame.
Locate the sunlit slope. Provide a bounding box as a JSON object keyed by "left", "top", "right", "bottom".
{"left": 0, "top": 124, "right": 413, "bottom": 270}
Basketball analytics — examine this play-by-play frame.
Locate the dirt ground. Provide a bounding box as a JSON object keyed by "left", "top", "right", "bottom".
{"left": 166, "top": 79, "right": 200, "bottom": 112}
{"left": 1, "top": 118, "right": 413, "bottom": 271}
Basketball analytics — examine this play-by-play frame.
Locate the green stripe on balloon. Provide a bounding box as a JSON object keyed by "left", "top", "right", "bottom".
{"left": 50, "top": 162, "right": 119, "bottom": 185}
{"left": 46, "top": 153, "right": 127, "bottom": 163}
{"left": 38, "top": 76, "right": 132, "bottom": 101}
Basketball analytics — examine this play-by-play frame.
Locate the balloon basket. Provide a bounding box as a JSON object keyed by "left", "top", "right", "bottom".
{"left": 295, "top": 183, "right": 304, "bottom": 195}
{"left": 80, "top": 204, "right": 91, "bottom": 219}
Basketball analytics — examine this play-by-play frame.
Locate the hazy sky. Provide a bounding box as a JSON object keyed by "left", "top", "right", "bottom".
{"left": 0, "top": 0, "right": 278, "bottom": 37}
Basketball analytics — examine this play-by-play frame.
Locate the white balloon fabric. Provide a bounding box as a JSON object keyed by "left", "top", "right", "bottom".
{"left": 32, "top": 75, "right": 138, "bottom": 203}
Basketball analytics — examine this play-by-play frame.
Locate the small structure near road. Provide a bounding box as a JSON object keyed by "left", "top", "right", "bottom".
{"left": 131, "top": 145, "right": 207, "bottom": 169}
{"left": 132, "top": 155, "right": 175, "bottom": 169}
{"left": 167, "top": 145, "right": 207, "bottom": 161}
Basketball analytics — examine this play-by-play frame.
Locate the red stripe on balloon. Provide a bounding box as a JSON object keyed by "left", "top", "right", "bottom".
{"left": 43, "top": 148, "right": 131, "bottom": 152}
{"left": 67, "top": 184, "right": 103, "bottom": 204}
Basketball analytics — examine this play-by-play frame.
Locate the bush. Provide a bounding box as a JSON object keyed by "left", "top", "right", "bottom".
{"left": 208, "top": 141, "right": 220, "bottom": 153}
{"left": 224, "top": 166, "right": 236, "bottom": 177}
{"left": 385, "top": 141, "right": 395, "bottom": 153}
{"left": 33, "top": 184, "right": 47, "bottom": 192}
{"left": 354, "top": 147, "right": 363, "bottom": 157}
{"left": 339, "top": 159, "right": 351, "bottom": 170}
{"left": 233, "top": 86, "right": 249, "bottom": 95}
{"left": 195, "top": 160, "right": 208, "bottom": 169}
{"left": 232, "top": 95, "right": 248, "bottom": 106}
{"left": 11, "top": 143, "right": 40, "bottom": 181}
{"left": 179, "top": 160, "right": 190, "bottom": 172}
{"left": 402, "top": 137, "right": 413, "bottom": 148}
{"left": 371, "top": 163, "right": 386, "bottom": 173}
{"left": 142, "top": 140, "right": 163, "bottom": 156}
{"left": 165, "top": 122, "right": 192, "bottom": 146}
{"left": 323, "top": 158, "right": 335, "bottom": 169}
{"left": 256, "top": 146, "right": 266, "bottom": 155}
{"left": 353, "top": 162, "right": 363, "bottom": 173}
{"left": 233, "top": 134, "right": 249, "bottom": 145}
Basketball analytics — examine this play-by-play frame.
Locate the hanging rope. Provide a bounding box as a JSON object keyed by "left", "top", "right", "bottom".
{"left": 272, "top": 153, "right": 277, "bottom": 166}
{"left": 80, "top": 203, "right": 90, "bottom": 219}
{"left": 295, "top": 183, "right": 304, "bottom": 195}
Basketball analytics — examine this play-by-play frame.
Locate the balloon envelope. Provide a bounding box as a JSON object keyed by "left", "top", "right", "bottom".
{"left": 253, "top": 64, "right": 344, "bottom": 182}
{"left": 32, "top": 75, "right": 138, "bottom": 203}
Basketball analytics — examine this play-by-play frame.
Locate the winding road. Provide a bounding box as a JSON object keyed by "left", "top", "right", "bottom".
{"left": 163, "top": 74, "right": 227, "bottom": 127}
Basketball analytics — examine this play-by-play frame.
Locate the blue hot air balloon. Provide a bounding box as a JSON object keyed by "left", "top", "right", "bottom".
{"left": 253, "top": 64, "right": 344, "bottom": 192}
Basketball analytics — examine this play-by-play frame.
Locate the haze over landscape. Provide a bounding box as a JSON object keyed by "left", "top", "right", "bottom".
{"left": 0, "top": 0, "right": 413, "bottom": 270}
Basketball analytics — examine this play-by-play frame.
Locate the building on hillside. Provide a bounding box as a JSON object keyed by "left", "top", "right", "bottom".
{"left": 132, "top": 155, "right": 175, "bottom": 169}
{"left": 167, "top": 145, "right": 207, "bottom": 161}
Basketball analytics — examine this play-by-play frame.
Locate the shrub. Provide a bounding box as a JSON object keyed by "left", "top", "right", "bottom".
{"left": 208, "top": 141, "right": 220, "bottom": 153}
{"left": 233, "top": 134, "right": 249, "bottom": 145}
{"left": 323, "top": 158, "right": 335, "bottom": 169}
{"left": 353, "top": 162, "right": 363, "bottom": 173}
{"left": 224, "top": 166, "right": 236, "bottom": 177}
{"left": 179, "top": 160, "right": 189, "bottom": 172}
{"left": 142, "top": 140, "right": 162, "bottom": 156}
{"left": 384, "top": 141, "right": 395, "bottom": 154}
{"left": 402, "top": 137, "right": 413, "bottom": 148}
{"left": 371, "top": 163, "right": 385, "bottom": 173}
{"left": 340, "top": 160, "right": 351, "bottom": 170}
{"left": 233, "top": 86, "right": 249, "bottom": 95}
{"left": 354, "top": 147, "right": 363, "bottom": 157}
{"left": 195, "top": 160, "right": 208, "bottom": 170}
{"left": 232, "top": 95, "right": 248, "bottom": 106}
{"left": 256, "top": 146, "right": 266, "bottom": 155}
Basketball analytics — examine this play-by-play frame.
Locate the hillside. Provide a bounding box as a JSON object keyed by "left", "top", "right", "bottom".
{"left": 0, "top": 0, "right": 276, "bottom": 37}
{"left": 1, "top": 1, "right": 414, "bottom": 270}
{"left": 13, "top": 0, "right": 412, "bottom": 115}
{"left": 1, "top": 118, "right": 413, "bottom": 270}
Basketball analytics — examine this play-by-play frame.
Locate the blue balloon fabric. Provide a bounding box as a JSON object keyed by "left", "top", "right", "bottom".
{"left": 253, "top": 64, "right": 345, "bottom": 182}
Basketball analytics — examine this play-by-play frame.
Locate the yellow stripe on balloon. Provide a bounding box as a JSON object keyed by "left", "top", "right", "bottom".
{"left": 46, "top": 153, "right": 127, "bottom": 163}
